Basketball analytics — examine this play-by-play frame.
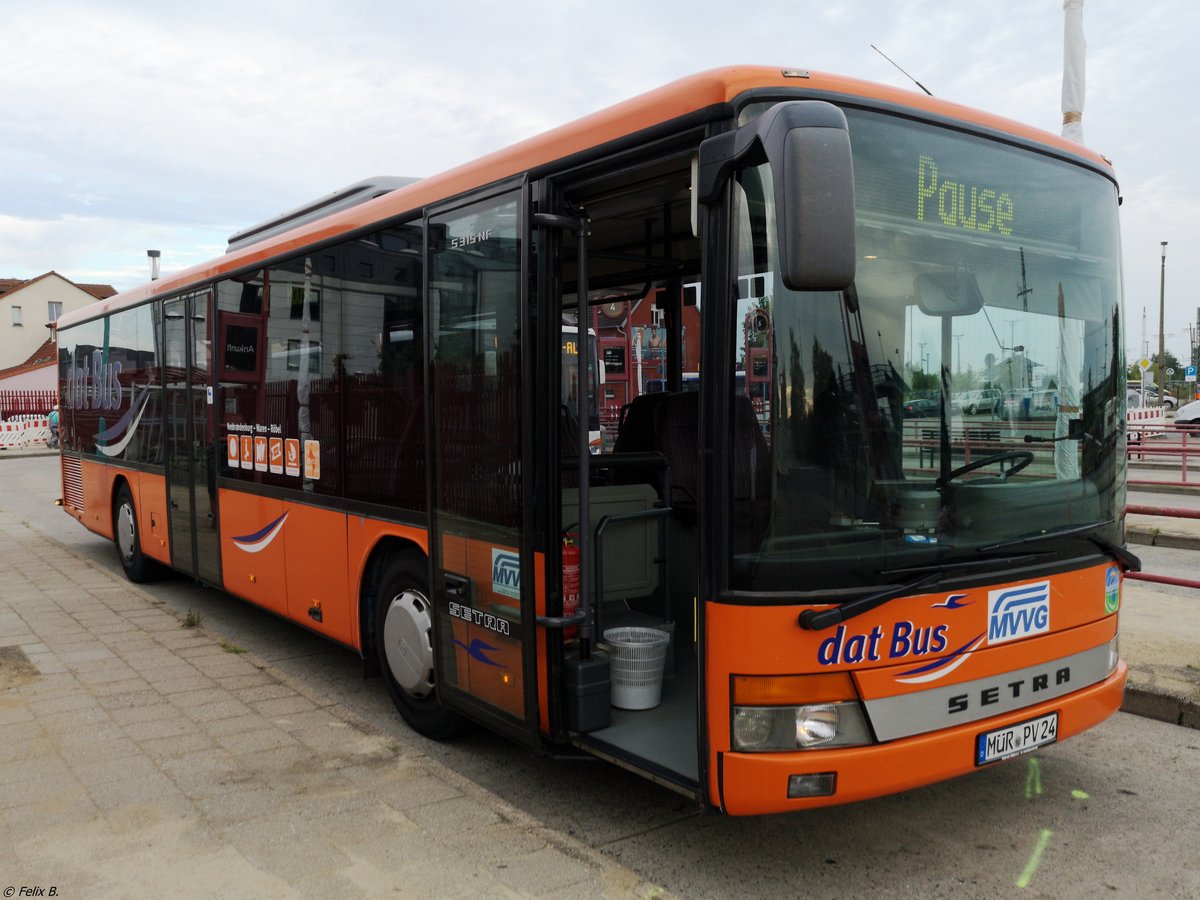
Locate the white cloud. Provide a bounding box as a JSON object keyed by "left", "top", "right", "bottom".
{"left": 1, "top": 0, "right": 1198, "bottom": 356}
{"left": 0, "top": 213, "right": 229, "bottom": 290}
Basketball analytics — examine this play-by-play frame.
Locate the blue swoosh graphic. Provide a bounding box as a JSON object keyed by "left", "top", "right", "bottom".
{"left": 231, "top": 512, "right": 289, "bottom": 553}
{"left": 453, "top": 638, "right": 505, "bottom": 668}
{"left": 895, "top": 632, "right": 986, "bottom": 682}
{"left": 931, "top": 593, "right": 971, "bottom": 610}
{"left": 95, "top": 387, "right": 152, "bottom": 457}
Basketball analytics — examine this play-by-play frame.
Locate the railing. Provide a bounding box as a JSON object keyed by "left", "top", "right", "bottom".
{"left": 1125, "top": 502, "right": 1200, "bottom": 589}
{"left": 1127, "top": 422, "right": 1200, "bottom": 487}
{"left": 0, "top": 389, "right": 56, "bottom": 419}
{"left": 902, "top": 419, "right": 1061, "bottom": 477}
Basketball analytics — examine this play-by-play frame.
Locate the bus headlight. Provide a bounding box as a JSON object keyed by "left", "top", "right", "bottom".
{"left": 1108, "top": 633, "right": 1120, "bottom": 673}
{"left": 732, "top": 702, "right": 873, "bottom": 752}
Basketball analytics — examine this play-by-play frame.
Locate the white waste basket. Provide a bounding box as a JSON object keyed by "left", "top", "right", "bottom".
{"left": 603, "top": 626, "right": 670, "bottom": 710}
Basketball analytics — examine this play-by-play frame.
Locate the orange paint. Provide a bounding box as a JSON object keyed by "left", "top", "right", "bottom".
{"left": 705, "top": 564, "right": 1124, "bottom": 813}
{"left": 717, "top": 665, "right": 1125, "bottom": 815}
{"left": 136, "top": 471, "right": 171, "bottom": 565}
{"left": 444, "top": 535, "right": 525, "bottom": 719}
{"left": 217, "top": 489, "right": 288, "bottom": 616}
{"left": 345, "top": 517, "right": 428, "bottom": 652}
{"left": 281, "top": 503, "right": 351, "bottom": 645}
{"left": 79, "top": 458, "right": 116, "bottom": 538}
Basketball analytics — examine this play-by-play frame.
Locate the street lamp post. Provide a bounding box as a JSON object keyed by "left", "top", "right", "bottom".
{"left": 1158, "top": 242, "right": 1168, "bottom": 406}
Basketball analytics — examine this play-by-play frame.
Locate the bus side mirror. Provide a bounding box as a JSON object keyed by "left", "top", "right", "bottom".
{"left": 696, "top": 100, "right": 856, "bottom": 292}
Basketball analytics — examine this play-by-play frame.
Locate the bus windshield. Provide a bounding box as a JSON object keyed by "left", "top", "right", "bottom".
{"left": 729, "top": 107, "right": 1124, "bottom": 592}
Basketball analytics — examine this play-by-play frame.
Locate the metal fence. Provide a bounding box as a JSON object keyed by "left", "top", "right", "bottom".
{"left": 0, "top": 390, "right": 56, "bottom": 419}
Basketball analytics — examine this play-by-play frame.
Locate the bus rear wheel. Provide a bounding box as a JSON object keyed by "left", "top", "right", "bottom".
{"left": 113, "top": 484, "right": 158, "bottom": 583}
{"left": 374, "top": 552, "right": 464, "bottom": 740}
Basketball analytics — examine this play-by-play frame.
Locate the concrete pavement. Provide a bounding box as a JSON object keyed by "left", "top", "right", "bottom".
{"left": 1127, "top": 503, "right": 1200, "bottom": 551}
{"left": 0, "top": 498, "right": 655, "bottom": 898}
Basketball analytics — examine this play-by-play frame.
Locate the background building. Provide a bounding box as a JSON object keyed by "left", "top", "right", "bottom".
{"left": 0, "top": 272, "right": 114, "bottom": 370}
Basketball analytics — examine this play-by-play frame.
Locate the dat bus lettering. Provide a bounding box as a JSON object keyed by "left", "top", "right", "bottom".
{"left": 64, "top": 348, "right": 122, "bottom": 411}
{"left": 817, "top": 621, "right": 948, "bottom": 666}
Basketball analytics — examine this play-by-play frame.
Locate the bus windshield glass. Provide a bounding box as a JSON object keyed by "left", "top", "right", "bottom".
{"left": 729, "top": 106, "right": 1124, "bottom": 592}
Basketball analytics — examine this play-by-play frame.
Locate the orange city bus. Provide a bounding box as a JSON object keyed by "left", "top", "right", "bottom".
{"left": 55, "top": 66, "right": 1133, "bottom": 815}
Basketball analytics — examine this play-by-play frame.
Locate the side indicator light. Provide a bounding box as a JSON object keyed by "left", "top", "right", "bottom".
{"left": 733, "top": 672, "right": 858, "bottom": 705}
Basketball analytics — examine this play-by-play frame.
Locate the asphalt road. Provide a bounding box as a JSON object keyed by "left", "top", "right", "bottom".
{"left": 7, "top": 455, "right": 1199, "bottom": 897}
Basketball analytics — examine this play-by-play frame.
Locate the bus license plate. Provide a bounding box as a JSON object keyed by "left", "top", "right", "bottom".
{"left": 975, "top": 712, "right": 1058, "bottom": 765}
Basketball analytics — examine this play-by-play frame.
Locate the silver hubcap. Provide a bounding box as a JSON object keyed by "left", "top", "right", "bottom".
{"left": 117, "top": 502, "right": 136, "bottom": 561}
{"left": 382, "top": 589, "right": 435, "bottom": 697}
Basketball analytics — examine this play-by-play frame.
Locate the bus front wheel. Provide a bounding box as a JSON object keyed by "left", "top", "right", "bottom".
{"left": 374, "top": 552, "right": 464, "bottom": 740}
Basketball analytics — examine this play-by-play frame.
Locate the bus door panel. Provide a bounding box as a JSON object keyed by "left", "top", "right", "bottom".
{"left": 138, "top": 472, "right": 171, "bottom": 566}
{"left": 164, "top": 297, "right": 194, "bottom": 574}
{"left": 440, "top": 534, "right": 525, "bottom": 713}
{"left": 217, "top": 489, "right": 288, "bottom": 616}
{"left": 163, "top": 292, "right": 221, "bottom": 584}
{"left": 283, "top": 503, "right": 351, "bottom": 644}
{"left": 425, "top": 185, "right": 539, "bottom": 744}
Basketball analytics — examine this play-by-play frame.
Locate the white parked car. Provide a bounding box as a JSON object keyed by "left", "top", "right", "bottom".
{"left": 1127, "top": 382, "right": 1178, "bottom": 410}
{"left": 954, "top": 388, "right": 1002, "bottom": 415}
{"left": 1174, "top": 398, "right": 1200, "bottom": 427}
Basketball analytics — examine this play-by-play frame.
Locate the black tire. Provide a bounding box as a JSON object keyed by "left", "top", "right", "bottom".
{"left": 113, "top": 483, "right": 159, "bottom": 583}
{"left": 374, "top": 552, "right": 465, "bottom": 740}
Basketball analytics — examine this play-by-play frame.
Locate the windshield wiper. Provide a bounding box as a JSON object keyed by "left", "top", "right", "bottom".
{"left": 798, "top": 571, "right": 943, "bottom": 631}
{"left": 978, "top": 520, "right": 1141, "bottom": 571}
{"left": 798, "top": 551, "right": 1059, "bottom": 631}
{"left": 1087, "top": 533, "right": 1142, "bottom": 572}
{"left": 795, "top": 532, "right": 1125, "bottom": 633}
{"left": 879, "top": 550, "right": 1054, "bottom": 578}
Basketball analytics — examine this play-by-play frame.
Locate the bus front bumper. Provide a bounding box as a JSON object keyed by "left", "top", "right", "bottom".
{"left": 716, "top": 661, "right": 1126, "bottom": 815}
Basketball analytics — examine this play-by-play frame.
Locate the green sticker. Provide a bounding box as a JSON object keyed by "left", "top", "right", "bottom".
{"left": 1104, "top": 567, "right": 1120, "bottom": 615}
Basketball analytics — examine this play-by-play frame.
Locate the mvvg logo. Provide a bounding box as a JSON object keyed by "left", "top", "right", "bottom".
{"left": 491, "top": 549, "right": 521, "bottom": 600}
{"left": 987, "top": 581, "right": 1050, "bottom": 644}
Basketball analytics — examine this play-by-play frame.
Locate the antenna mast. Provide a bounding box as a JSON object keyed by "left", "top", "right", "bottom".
{"left": 870, "top": 44, "right": 933, "bottom": 96}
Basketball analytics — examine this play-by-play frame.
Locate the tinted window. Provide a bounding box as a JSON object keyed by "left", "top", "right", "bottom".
{"left": 215, "top": 223, "right": 427, "bottom": 512}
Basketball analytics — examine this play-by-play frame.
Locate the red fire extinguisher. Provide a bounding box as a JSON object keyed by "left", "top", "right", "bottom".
{"left": 562, "top": 534, "right": 581, "bottom": 639}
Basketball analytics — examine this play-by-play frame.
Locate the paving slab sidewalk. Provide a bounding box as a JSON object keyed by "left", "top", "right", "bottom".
{"left": 0, "top": 510, "right": 658, "bottom": 898}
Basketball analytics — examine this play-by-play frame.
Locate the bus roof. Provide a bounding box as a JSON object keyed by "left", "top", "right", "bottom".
{"left": 58, "top": 65, "right": 1114, "bottom": 329}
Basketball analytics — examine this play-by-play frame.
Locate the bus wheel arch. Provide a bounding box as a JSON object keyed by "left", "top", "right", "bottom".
{"left": 361, "top": 540, "right": 465, "bottom": 739}
{"left": 111, "top": 479, "right": 158, "bottom": 583}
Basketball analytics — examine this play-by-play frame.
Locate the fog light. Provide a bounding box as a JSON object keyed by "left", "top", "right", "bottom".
{"left": 787, "top": 772, "right": 837, "bottom": 798}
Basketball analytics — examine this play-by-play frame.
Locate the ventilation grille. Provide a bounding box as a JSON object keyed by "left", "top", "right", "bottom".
{"left": 62, "top": 456, "right": 84, "bottom": 511}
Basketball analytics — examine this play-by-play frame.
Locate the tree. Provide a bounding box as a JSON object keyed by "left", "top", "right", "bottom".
{"left": 1128, "top": 350, "right": 1182, "bottom": 384}
{"left": 909, "top": 369, "right": 939, "bottom": 392}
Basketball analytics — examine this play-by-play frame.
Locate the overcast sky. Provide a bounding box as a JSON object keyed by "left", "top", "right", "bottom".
{"left": 3, "top": 0, "right": 1197, "bottom": 363}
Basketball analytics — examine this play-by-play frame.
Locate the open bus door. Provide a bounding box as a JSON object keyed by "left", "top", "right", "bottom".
{"left": 423, "top": 184, "right": 541, "bottom": 746}
{"left": 536, "top": 155, "right": 706, "bottom": 799}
